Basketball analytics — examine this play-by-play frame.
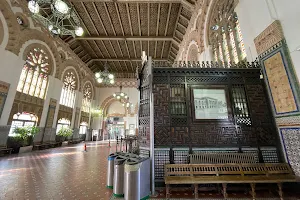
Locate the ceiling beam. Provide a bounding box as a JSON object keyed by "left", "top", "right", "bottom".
{"left": 75, "top": 36, "right": 174, "bottom": 41}
{"left": 70, "top": 0, "right": 194, "bottom": 9}
{"left": 91, "top": 58, "right": 168, "bottom": 62}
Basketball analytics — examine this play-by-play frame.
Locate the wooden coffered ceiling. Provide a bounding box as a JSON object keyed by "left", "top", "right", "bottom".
{"left": 62, "top": 0, "right": 197, "bottom": 74}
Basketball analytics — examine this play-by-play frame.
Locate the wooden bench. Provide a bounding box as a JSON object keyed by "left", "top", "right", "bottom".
{"left": 189, "top": 152, "right": 258, "bottom": 164}
{"left": 0, "top": 145, "right": 13, "bottom": 156}
{"left": 165, "top": 163, "right": 297, "bottom": 199}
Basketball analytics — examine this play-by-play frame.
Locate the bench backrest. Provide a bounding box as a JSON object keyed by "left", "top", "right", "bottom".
{"left": 165, "top": 163, "right": 293, "bottom": 177}
{"left": 189, "top": 153, "right": 257, "bottom": 164}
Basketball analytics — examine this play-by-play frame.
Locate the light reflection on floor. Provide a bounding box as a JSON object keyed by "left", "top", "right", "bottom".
{"left": 0, "top": 141, "right": 114, "bottom": 200}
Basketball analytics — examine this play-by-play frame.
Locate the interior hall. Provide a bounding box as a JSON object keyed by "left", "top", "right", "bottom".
{"left": 0, "top": 0, "right": 300, "bottom": 199}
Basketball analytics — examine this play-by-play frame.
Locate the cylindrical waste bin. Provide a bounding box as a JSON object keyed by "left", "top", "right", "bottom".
{"left": 107, "top": 153, "right": 118, "bottom": 189}
{"left": 124, "top": 157, "right": 150, "bottom": 200}
{"left": 113, "top": 156, "right": 127, "bottom": 197}
{"left": 124, "top": 159, "right": 141, "bottom": 200}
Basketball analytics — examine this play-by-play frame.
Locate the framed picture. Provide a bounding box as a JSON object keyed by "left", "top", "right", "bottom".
{"left": 191, "top": 86, "right": 230, "bottom": 121}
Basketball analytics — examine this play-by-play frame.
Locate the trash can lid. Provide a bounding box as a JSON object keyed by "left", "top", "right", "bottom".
{"left": 114, "top": 156, "right": 127, "bottom": 165}
{"left": 108, "top": 153, "right": 118, "bottom": 160}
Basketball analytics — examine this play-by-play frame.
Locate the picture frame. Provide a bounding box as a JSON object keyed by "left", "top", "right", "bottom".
{"left": 191, "top": 86, "right": 232, "bottom": 122}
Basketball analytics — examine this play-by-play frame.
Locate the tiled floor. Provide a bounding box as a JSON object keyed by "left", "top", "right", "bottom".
{"left": 1, "top": 142, "right": 299, "bottom": 200}
{"left": 0, "top": 141, "right": 114, "bottom": 200}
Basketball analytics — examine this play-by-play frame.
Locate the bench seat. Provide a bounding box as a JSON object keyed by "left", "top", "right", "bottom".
{"left": 165, "top": 174, "right": 297, "bottom": 184}
{"left": 165, "top": 163, "right": 298, "bottom": 200}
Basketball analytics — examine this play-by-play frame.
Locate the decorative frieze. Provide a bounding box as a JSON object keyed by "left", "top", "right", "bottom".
{"left": 254, "top": 20, "right": 284, "bottom": 55}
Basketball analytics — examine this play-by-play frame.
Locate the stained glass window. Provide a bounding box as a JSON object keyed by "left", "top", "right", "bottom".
{"left": 9, "top": 112, "right": 38, "bottom": 136}
{"left": 56, "top": 118, "right": 71, "bottom": 134}
{"left": 214, "top": 48, "right": 218, "bottom": 62}
{"left": 17, "top": 48, "right": 49, "bottom": 99}
{"left": 60, "top": 71, "right": 77, "bottom": 108}
{"left": 235, "top": 20, "right": 247, "bottom": 60}
{"left": 218, "top": 43, "right": 224, "bottom": 65}
{"left": 229, "top": 31, "right": 239, "bottom": 64}
{"left": 222, "top": 33, "right": 230, "bottom": 63}
{"left": 82, "top": 83, "right": 92, "bottom": 113}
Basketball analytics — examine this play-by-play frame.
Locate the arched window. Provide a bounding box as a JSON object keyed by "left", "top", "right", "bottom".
{"left": 9, "top": 112, "right": 38, "bottom": 136}
{"left": 208, "top": 0, "right": 247, "bottom": 65}
{"left": 17, "top": 47, "right": 50, "bottom": 99}
{"left": 82, "top": 82, "right": 92, "bottom": 113}
{"left": 56, "top": 118, "right": 70, "bottom": 134}
{"left": 60, "top": 70, "right": 77, "bottom": 108}
{"left": 79, "top": 122, "right": 88, "bottom": 134}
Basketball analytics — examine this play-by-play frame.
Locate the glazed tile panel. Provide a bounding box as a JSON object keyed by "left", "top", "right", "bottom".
{"left": 280, "top": 128, "right": 300, "bottom": 176}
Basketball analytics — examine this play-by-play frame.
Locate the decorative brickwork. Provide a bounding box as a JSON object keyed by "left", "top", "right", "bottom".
{"left": 254, "top": 20, "right": 284, "bottom": 56}
{"left": 276, "top": 115, "right": 300, "bottom": 126}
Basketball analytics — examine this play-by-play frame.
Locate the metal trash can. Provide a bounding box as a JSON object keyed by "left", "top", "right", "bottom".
{"left": 113, "top": 156, "right": 127, "bottom": 197}
{"left": 107, "top": 153, "right": 118, "bottom": 189}
{"left": 124, "top": 157, "right": 150, "bottom": 200}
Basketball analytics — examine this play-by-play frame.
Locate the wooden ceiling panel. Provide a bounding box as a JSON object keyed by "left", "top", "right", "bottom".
{"left": 166, "top": 4, "right": 180, "bottom": 35}
{"left": 110, "top": 40, "right": 122, "bottom": 57}
{"left": 128, "top": 3, "right": 139, "bottom": 36}
{"left": 158, "top": 3, "right": 169, "bottom": 36}
{"left": 163, "top": 41, "right": 171, "bottom": 58}
{"left": 149, "top": 41, "right": 156, "bottom": 58}
{"left": 94, "top": 2, "right": 115, "bottom": 35}
{"left": 178, "top": 17, "right": 189, "bottom": 28}
{"left": 149, "top": 3, "right": 159, "bottom": 36}
{"left": 127, "top": 41, "right": 136, "bottom": 58}
{"left": 135, "top": 41, "right": 142, "bottom": 58}
{"left": 95, "top": 40, "right": 110, "bottom": 57}
{"left": 80, "top": 40, "right": 98, "bottom": 58}
{"left": 84, "top": 3, "right": 105, "bottom": 35}
{"left": 156, "top": 41, "right": 163, "bottom": 58}
{"left": 106, "top": 2, "right": 123, "bottom": 35}
{"left": 67, "top": 1, "right": 196, "bottom": 73}
{"left": 118, "top": 3, "right": 132, "bottom": 35}
{"left": 139, "top": 3, "right": 148, "bottom": 36}
{"left": 119, "top": 41, "right": 130, "bottom": 58}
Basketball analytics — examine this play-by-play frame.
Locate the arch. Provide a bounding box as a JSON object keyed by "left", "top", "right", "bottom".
{"left": 0, "top": 0, "right": 20, "bottom": 53}
{"left": 187, "top": 42, "right": 200, "bottom": 62}
{"left": 0, "top": 7, "right": 8, "bottom": 48}
{"left": 82, "top": 80, "right": 94, "bottom": 100}
{"left": 61, "top": 66, "right": 80, "bottom": 91}
{"left": 100, "top": 95, "right": 128, "bottom": 117}
{"left": 20, "top": 43, "right": 55, "bottom": 76}
{"left": 59, "top": 60, "right": 82, "bottom": 90}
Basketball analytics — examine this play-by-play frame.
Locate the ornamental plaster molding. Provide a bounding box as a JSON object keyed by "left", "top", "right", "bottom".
{"left": 176, "top": 0, "right": 209, "bottom": 61}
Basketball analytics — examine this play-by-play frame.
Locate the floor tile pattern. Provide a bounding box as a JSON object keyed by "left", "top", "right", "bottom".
{"left": 0, "top": 142, "right": 114, "bottom": 200}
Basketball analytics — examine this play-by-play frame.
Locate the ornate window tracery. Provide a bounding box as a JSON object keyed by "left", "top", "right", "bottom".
{"left": 60, "top": 70, "right": 77, "bottom": 108}
{"left": 209, "top": 0, "right": 247, "bottom": 65}
{"left": 82, "top": 82, "right": 92, "bottom": 113}
{"left": 9, "top": 112, "right": 38, "bottom": 136}
{"left": 17, "top": 47, "right": 50, "bottom": 99}
{"left": 56, "top": 118, "right": 71, "bottom": 134}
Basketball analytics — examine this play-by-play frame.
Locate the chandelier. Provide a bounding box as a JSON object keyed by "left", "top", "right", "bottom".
{"left": 122, "top": 101, "right": 133, "bottom": 108}
{"left": 95, "top": 63, "right": 114, "bottom": 84}
{"left": 113, "top": 86, "right": 128, "bottom": 100}
{"left": 28, "top": 0, "right": 84, "bottom": 37}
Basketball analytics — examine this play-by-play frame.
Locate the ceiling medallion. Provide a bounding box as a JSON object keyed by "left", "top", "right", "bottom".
{"left": 28, "top": 0, "right": 84, "bottom": 37}
{"left": 95, "top": 63, "right": 114, "bottom": 85}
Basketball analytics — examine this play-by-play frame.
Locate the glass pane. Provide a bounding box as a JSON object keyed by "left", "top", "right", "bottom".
{"left": 222, "top": 33, "right": 230, "bottom": 63}
{"left": 230, "top": 31, "right": 239, "bottom": 64}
